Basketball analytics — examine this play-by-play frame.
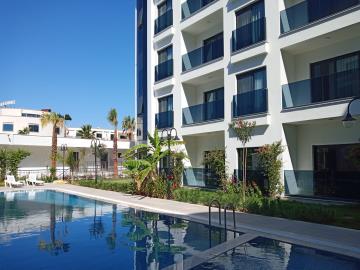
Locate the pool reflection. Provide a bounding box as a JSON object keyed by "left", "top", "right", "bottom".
{"left": 0, "top": 190, "right": 228, "bottom": 270}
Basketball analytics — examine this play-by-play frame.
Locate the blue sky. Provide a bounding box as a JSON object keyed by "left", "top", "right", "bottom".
{"left": 0, "top": 0, "right": 135, "bottom": 129}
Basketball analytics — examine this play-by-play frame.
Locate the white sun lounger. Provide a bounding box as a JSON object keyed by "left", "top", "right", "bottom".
{"left": 5, "top": 175, "right": 25, "bottom": 188}
{"left": 26, "top": 174, "right": 45, "bottom": 186}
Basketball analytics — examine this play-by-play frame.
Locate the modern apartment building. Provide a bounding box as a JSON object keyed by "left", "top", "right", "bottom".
{"left": 135, "top": 0, "right": 360, "bottom": 200}
{"left": 0, "top": 107, "right": 132, "bottom": 176}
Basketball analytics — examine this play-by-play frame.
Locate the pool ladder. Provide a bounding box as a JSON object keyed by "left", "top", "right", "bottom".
{"left": 208, "top": 200, "right": 236, "bottom": 232}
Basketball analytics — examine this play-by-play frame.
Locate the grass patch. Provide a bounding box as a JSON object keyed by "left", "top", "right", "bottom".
{"left": 173, "top": 187, "right": 360, "bottom": 230}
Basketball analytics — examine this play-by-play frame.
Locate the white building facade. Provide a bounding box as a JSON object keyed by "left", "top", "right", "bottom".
{"left": 0, "top": 107, "right": 132, "bottom": 177}
{"left": 135, "top": 0, "right": 360, "bottom": 200}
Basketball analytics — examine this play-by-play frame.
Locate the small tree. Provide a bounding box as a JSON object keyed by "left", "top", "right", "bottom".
{"left": 256, "top": 141, "right": 284, "bottom": 198}
{"left": 65, "top": 149, "right": 78, "bottom": 179}
{"left": 229, "top": 119, "right": 256, "bottom": 196}
{"left": 0, "top": 149, "right": 8, "bottom": 181}
{"left": 18, "top": 127, "right": 30, "bottom": 135}
{"left": 6, "top": 149, "right": 31, "bottom": 178}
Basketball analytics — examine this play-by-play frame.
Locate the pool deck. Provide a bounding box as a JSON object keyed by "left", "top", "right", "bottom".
{"left": 1, "top": 183, "right": 360, "bottom": 263}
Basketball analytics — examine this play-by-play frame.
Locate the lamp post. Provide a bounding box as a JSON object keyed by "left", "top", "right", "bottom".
{"left": 60, "top": 144, "right": 68, "bottom": 181}
{"left": 342, "top": 97, "right": 360, "bottom": 128}
{"left": 161, "top": 128, "right": 179, "bottom": 199}
{"left": 91, "top": 138, "right": 101, "bottom": 183}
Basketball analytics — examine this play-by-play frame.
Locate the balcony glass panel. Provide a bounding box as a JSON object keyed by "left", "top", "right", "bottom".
{"left": 233, "top": 88, "right": 267, "bottom": 117}
{"left": 155, "top": 59, "right": 173, "bottom": 82}
{"left": 181, "top": 0, "right": 217, "bottom": 20}
{"left": 280, "top": 0, "right": 360, "bottom": 33}
{"left": 155, "top": 111, "right": 173, "bottom": 129}
{"left": 182, "top": 99, "right": 224, "bottom": 125}
{"left": 284, "top": 170, "right": 360, "bottom": 200}
{"left": 183, "top": 167, "right": 220, "bottom": 189}
{"left": 154, "top": 9, "right": 173, "bottom": 34}
{"left": 182, "top": 37, "right": 223, "bottom": 72}
{"left": 232, "top": 17, "right": 266, "bottom": 52}
{"left": 282, "top": 68, "right": 360, "bottom": 109}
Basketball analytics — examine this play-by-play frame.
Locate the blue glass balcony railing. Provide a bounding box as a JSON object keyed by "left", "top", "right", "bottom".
{"left": 284, "top": 170, "right": 360, "bottom": 200}
{"left": 181, "top": 0, "right": 217, "bottom": 20}
{"left": 155, "top": 59, "right": 173, "bottom": 82}
{"left": 233, "top": 88, "right": 268, "bottom": 117}
{"left": 280, "top": 0, "right": 360, "bottom": 33}
{"left": 282, "top": 68, "right": 360, "bottom": 109}
{"left": 182, "top": 99, "right": 224, "bottom": 126}
{"left": 182, "top": 37, "right": 223, "bottom": 72}
{"left": 154, "top": 9, "right": 173, "bottom": 34}
{"left": 155, "top": 111, "right": 174, "bottom": 129}
{"left": 232, "top": 17, "right": 266, "bottom": 52}
{"left": 183, "top": 167, "right": 220, "bottom": 189}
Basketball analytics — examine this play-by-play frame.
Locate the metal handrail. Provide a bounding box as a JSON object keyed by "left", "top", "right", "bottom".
{"left": 224, "top": 203, "right": 237, "bottom": 240}
{"left": 208, "top": 199, "right": 221, "bottom": 227}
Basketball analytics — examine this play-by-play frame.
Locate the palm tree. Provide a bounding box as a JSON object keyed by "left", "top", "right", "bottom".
{"left": 18, "top": 127, "right": 30, "bottom": 135}
{"left": 41, "top": 112, "right": 65, "bottom": 178}
{"left": 122, "top": 116, "right": 136, "bottom": 141}
{"left": 77, "top": 124, "right": 95, "bottom": 139}
{"left": 123, "top": 129, "right": 182, "bottom": 195}
{"left": 107, "top": 108, "right": 118, "bottom": 178}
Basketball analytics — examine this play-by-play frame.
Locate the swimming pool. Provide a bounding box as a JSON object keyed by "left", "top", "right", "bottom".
{"left": 0, "top": 190, "right": 359, "bottom": 270}
{"left": 0, "top": 190, "right": 230, "bottom": 270}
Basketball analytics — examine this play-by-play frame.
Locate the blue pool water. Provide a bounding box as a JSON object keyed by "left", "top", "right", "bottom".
{"left": 0, "top": 190, "right": 228, "bottom": 270}
{"left": 192, "top": 237, "right": 360, "bottom": 270}
{"left": 1, "top": 190, "right": 359, "bottom": 270}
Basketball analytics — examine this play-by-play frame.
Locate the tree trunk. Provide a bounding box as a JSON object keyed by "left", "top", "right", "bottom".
{"left": 113, "top": 128, "right": 118, "bottom": 178}
{"left": 51, "top": 125, "right": 58, "bottom": 178}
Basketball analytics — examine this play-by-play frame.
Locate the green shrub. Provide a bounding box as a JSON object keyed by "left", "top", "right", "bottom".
{"left": 76, "top": 180, "right": 135, "bottom": 194}
{"left": 256, "top": 141, "right": 284, "bottom": 198}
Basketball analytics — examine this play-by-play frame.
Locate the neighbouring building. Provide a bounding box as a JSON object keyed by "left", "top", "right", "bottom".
{"left": 0, "top": 107, "right": 132, "bottom": 177}
{"left": 135, "top": 0, "right": 360, "bottom": 200}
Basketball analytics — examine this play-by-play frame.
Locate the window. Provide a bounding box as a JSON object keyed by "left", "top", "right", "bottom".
{"left": 96, "top": 133, "right": 102, "bottom": 139}
{"left": 55, "top": 127, "right": 60, "bottom": 135}
{"left": 310, "top": 51, "right": 360, "bottom": 103}
{"left": 158, "top": 95, "right": 173, "bottom": 112}
{"left": 236, "top": 0, "right": 264, "bottom": 29}
{"left": 117, "top": 152, "right": 122, "bottom": 159}
{"left": 158, "top": 0, "right": 171, "bottom": 16}
{"left": 110, "top": 134, "right": 115, "bottom": 140}
{"left": 203, "top": 32, "right": 223, "bottom": 63}
{"left": 237, "top": 67, "right": 267, "bottom": 94}
{"left": 158, "top": 45, "right": 173, "bottom": 64}
{"left": 2, "top": 123, "right": 13, "bottom": 132}
{"left": 22, "top": 113, "right": 41, "bottom": 118}
{"left": 28, "top": 124, "right": 39, "bottom": 133}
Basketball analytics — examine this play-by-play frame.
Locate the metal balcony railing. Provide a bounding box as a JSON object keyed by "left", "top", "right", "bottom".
{"left": 280, "top": 0, "right": 360, "bottom": 33}
{"left": 182, "top": 37, "right": 223, "bottom": 72}
{"left": 282, "top": 68, "right": 360, "bottom": 109}
{"left": 233, "top": 88, "right": 268, "bottom": 117}
{"left": 154, "top": 9, "right": 173, "bottom": 34}
{"left": 232, "top": 17, "right": 266, "bottom": 52}
{"left": 182, "top": 99, "right": 224, "bottom": 125}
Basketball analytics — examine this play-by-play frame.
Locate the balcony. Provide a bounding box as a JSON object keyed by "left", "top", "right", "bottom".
{"left": 232, "top": 17, "right": 266, "bottom": 52}
{"left": 155, "top": 111, "right": 173, "bottom": 129}
{"left": 280, "top": 0, "right": 360, "bottom": 34}
{"left": 181, "top": 0, "right": 217, "bottom": 20}
{"left": 282, "top": 69, "right": 360, "bottom": 109}
{"left": 183, "top": 99, "right": 224, "bottom": 126}
{"left": 233, "top": 88, "right": 268, "bottom": 117}
{"left": 183, "top": 167, "right": 220, "bottom": 189}
{"left": 154, "top": 9, "right": 173, "bottom": 35}
{"left": 155, "top": 59, "right": 173, "bottom": 82}
{"left": 182, "top": 37, "right": 223, "bottom": 72}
